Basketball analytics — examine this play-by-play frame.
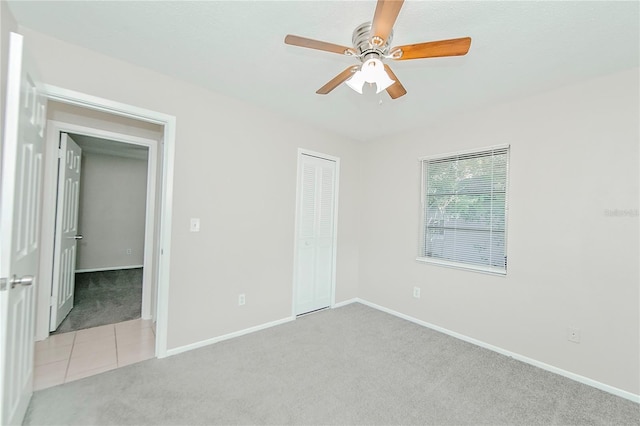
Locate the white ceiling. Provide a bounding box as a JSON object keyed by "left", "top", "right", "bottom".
{"left": 7, "top": 1, "right": 639, "bottom": 142}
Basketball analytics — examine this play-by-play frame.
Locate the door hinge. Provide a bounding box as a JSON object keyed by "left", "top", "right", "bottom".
{"left": 0, "top": 277, "right": 7, "bottom": 291}
{"left": 50, "top": 296, "right": 56, "bottom": 307}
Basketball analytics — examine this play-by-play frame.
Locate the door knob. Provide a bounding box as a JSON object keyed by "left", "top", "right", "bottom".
{"left": 10, "top": 275, "right": 34, "bottom": 289}
{"left": 69, "top": 235, "right": 83, "bottom": 240}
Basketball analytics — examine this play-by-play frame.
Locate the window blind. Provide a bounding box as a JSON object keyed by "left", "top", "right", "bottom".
{"left": 419, "top": 146, "right": 509, "bottom": 274}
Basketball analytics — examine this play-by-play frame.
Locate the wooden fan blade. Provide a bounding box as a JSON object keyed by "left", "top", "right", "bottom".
{"left": 316, "top": 66, "right": 359, "bottom": 95}
{"left": 392, "top": 37, "right": 472, "bottom": 60}
{"left": 383, "top": 64, "right": 407, "bottom": 99}
{"left": 285, "top": 34, "right": 353, "bottom": 55}
{"left": 370, "top": 0, "right": 405, "bottom": 47}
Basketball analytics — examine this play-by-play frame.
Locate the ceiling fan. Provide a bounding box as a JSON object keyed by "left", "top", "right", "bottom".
{"left": 284, "top": 0, "right": 471, "bottom": 99}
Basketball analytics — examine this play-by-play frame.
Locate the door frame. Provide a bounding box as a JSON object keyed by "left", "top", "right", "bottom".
{"left": 291, "top": 148, "right": 340, "bottom": 317}
{"left": 38, "top": 121, "right": 158, "bottom": 337}
{"left": 39, "top": 85, "right": 175, "bottom": 358}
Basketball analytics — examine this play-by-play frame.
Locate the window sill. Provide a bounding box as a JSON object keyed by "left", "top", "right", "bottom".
{"left": 415, "top": 257, "right": 507, "bottom": 276}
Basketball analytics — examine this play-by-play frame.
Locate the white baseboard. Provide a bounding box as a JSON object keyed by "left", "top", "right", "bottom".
{"left": 332, "top": 298, "right": 358, "bottom": 308}
{"left": 159, "top": 297, "right": 639, "bottom": 403}
{"left": 163, "top": 298, "right": 353, "bottom": 357}
{"left": 75, "top": 265, "right": 143, "bottom": 273}
{"left": 355, "top": 298, "right": 640, "bottom": 404}
{"left": 166, "top": 301, "right": 358, "bottom": 357}
{"left": 165, "top": 316, "right": 295, "bottom": 357}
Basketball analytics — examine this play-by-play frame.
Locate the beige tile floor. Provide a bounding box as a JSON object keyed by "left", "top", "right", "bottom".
{"left": 34, "top": 318, "right": 156, "bottom": 391}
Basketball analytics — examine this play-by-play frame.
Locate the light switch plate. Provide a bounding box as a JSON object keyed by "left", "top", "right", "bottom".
{"left": 190, "top": 218, "right": 200, "bottom": 232}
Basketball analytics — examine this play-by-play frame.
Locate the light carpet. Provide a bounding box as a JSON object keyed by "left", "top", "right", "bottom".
{"left": 25, "top": 303, "right": 639, "bottom": 425}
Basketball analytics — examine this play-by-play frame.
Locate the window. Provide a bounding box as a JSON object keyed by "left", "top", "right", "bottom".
{"left": 418, "top": 145, "right": 509, "bottom": 274}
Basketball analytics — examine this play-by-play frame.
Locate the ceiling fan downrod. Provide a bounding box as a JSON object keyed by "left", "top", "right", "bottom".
{"left": 351, "top": 21, "right": 393, "bottom": 63}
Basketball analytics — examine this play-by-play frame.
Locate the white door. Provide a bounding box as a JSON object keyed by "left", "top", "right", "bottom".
{"left": 0, "top": 32, "right": 47, "bottom": 426}
{"left": 49, "top": 133, "right": 82, "bottom": 331}
{"left": 294, "top": 153, "right": 338, "bottom": 315}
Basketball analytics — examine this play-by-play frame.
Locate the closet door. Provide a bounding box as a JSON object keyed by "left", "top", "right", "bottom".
{"left": 294, "top": 153, "right": 337, "bottom": 315}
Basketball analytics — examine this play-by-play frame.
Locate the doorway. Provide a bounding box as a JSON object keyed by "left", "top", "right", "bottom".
{"left": 31, "top": 96, "right": 170, "bottom": 387}
{"left": 38, "top": 114, "right": 160, "bottom": 338}
{"left": 292, "top": 149, "right": 340, "bottom": 316}
{"left": 32, "top": 113, "right": 161, "bottom": 386}
{"left": 50, "top": 132, "right": 150, "bottom": 334}
{"left": 33, "top": 88, "right": 175, "bottom": 361}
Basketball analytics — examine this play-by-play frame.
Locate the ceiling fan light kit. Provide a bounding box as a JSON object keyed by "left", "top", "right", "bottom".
{"left": 345, "top": 22, "right": 396, "bottom": 94}
{"left": 284, "top": 0, "right": 472, "bottom": 100}
{"left": 346, "top": 58, "right": 395, "bottom": 94}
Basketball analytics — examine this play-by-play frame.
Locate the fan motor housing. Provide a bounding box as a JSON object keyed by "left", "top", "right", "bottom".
{"left": 352, "top": 21, "right": 392, "bottom": 61}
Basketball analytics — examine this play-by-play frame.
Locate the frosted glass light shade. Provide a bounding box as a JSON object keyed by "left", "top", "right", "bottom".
{"left": 345, "top": 71, "right": 366, "bottom": 94}
{"left": 346, "top": 58, "right": 395, "bottom": 94}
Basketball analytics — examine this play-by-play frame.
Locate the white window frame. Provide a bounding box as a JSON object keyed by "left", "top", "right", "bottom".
{"left": 417, "top": 144, "right": 510, "bottom": 275}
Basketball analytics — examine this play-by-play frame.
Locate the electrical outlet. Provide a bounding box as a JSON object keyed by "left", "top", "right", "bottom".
{"left": 567, "top": 327, "right": 581, "bottom": 343}
{"left": 238, "top": 294, "right": 245, "bottom": 306}
{"left": 413, "top": 286, "right": 421, "bottom": 298}
{"left": 190, "top": 218, "right": 200, "bottom": 232}
{"left": 126, "top": 248, "right": 132, "bottom": 255}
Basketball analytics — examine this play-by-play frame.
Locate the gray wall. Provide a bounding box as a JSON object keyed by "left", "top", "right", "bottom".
{"left": 358, "top": 68, "right": 639, "bottom": 395}
{"left": 76, "top": 150, "right": 148, "bottom": 271}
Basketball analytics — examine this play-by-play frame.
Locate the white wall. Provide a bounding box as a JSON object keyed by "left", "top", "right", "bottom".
{"left": 358, "top": 68, "right": 639, "bottom": 395}
{"left": 47, "top": 101, "right": 163, "bottom": 141}
{"left": 76, "top": 150, "right": 148, "bottom": 270}
{"left": 20, "top": 27, "right": 362, "bottom": 350}
{"left": 15, "top": 23, "right": 637, "bottom": 397}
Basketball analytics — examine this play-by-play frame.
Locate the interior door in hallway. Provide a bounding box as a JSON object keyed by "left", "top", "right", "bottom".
{"left": 0, "top": 32, "right": 47, "bottom": 426}
{"left": 294, "top": 153, "right": 338, "bottom": 315}
{"left": 49, "top": 133, "right": 82, "bottom": 331}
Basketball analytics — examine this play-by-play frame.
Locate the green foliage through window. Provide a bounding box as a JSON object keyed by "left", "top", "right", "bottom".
{"left": 420, "top": 146, "right": 509, "bottom": 273}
